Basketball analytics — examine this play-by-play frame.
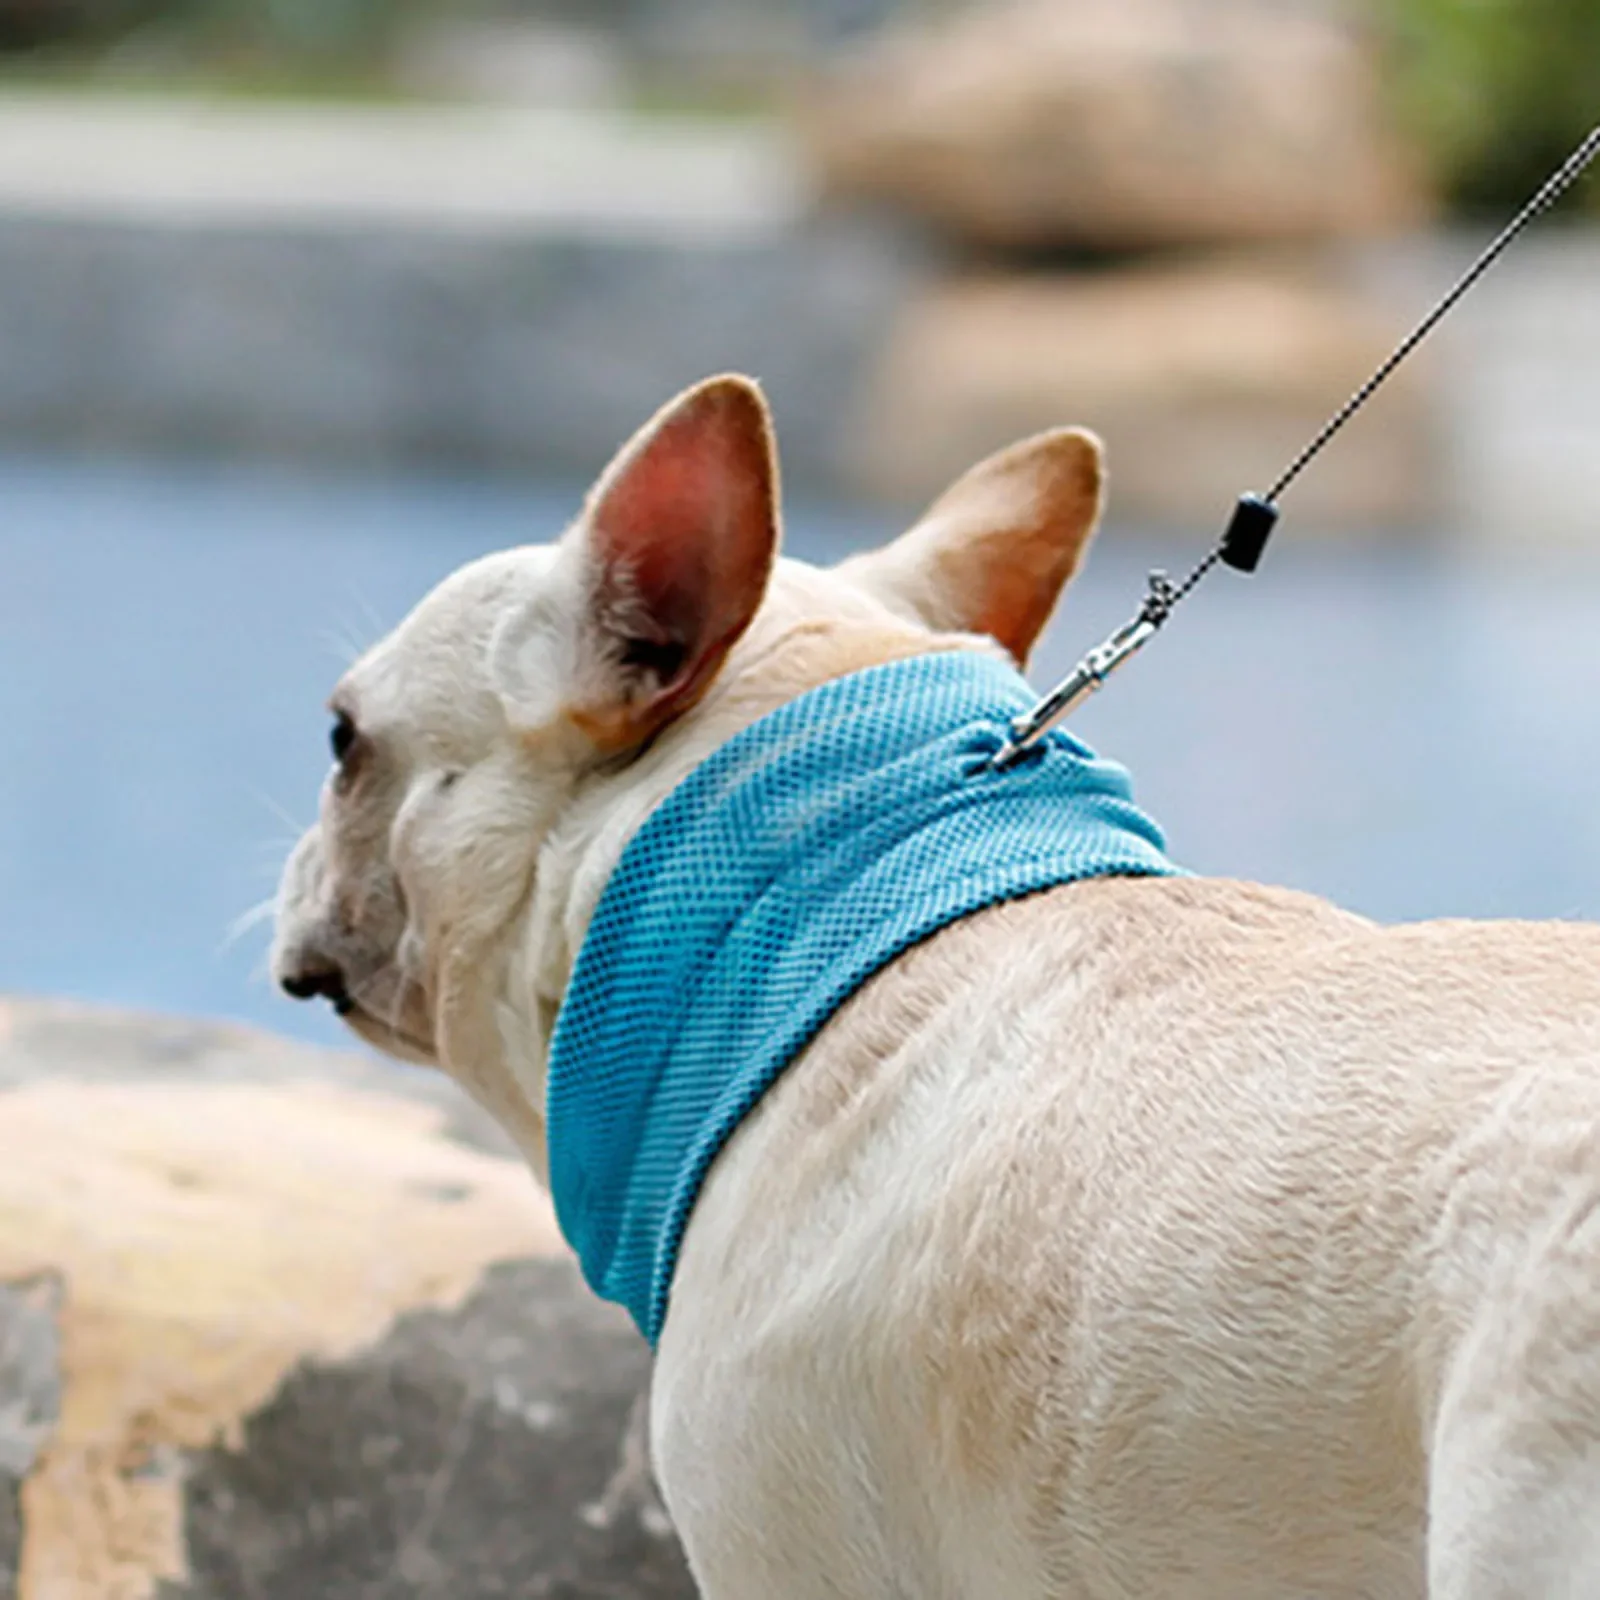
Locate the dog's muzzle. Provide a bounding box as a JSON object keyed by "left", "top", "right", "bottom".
{"left": 279, "top": 960, "right": 353, "bottom": 1013}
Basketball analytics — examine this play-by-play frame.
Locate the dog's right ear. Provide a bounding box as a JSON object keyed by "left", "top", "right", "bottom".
{"left": 491, "top": 374, "right": 780, "bottom": 754}
{"left": 837, "top": 428, "right": 1104, "bottom": 667}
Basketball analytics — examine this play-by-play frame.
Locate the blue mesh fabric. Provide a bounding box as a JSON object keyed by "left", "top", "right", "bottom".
{"left": 547, "top": 649, "right": 1179, "bottom": 1345}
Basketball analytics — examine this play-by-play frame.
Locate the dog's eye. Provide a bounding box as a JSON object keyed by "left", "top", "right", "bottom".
{"left": 330, "top": 712, "right": 357, "bottom": 764}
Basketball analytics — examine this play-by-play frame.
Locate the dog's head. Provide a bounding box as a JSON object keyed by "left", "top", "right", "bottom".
{"left": 271, "top": 375, "right": 1103, "bottom": 1157}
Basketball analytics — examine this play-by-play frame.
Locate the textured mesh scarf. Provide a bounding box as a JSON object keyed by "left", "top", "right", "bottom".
{"left": 547, "top": 648, "right": 1179, "bottom": 1344}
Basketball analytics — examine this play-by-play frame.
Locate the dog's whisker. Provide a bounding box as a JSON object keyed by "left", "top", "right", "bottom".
{"left": 346, "top": 587, "right": 386, "bottom": 645}
{"left": 323, "top": 589, "right": 388, "bottom": 669}
{"left": 243, "top": 785, "right": 307, "bottom": 839}
{"left": 320, "top": 623, "right": 369, "bottom": 670}
{"left": 220, "top": 897, "right": 278, "bottom": 953}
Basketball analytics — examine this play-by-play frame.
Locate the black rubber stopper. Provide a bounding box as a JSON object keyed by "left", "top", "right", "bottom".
{"left": 1220, "top": 493, "right": 1279, "bottom": 573}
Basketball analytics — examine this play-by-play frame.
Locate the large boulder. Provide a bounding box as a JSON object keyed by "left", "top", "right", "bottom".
{"left": 802, "top": 0, "right": 1425, "bottom": 252}
{"left": 0, "top": 998, "right": 695, "bottom": 1600}
{"left": 851, "top": 260, "right": 1437, "bottom": 530}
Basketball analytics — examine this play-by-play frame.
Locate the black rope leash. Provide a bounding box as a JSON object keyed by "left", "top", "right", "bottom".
{"left": 992, "top": 122, "right": 1600, "bottom": 770}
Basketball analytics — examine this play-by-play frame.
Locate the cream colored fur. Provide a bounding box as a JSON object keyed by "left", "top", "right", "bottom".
{"left": 274, "top": 375, "right": 1600, "bottom": 1599}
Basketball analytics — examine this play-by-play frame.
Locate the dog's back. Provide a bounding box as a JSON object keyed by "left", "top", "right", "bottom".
{"left": 656, "top": 874, "right": 1600, "bottom": 1599}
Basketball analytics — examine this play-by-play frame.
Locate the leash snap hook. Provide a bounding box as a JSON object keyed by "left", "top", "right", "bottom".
{"left": 990, "top": 567, "right": 1175, "bottom": 771}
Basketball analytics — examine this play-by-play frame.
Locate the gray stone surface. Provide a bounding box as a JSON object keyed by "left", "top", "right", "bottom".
{"left": 0, "top": 999, "right": 697, "bottom": 1599}
{"left": 168, "top": 1259, "right": 690, "bottom": 1600}
{"left": 0, "top": 206, "right": 911, "bottom": 489}
{"left": 0, "top": 1276, "right": 61, "bottom": 1600}
{"left": 0, "top": 1475, "right": 12, "bottom": 1600}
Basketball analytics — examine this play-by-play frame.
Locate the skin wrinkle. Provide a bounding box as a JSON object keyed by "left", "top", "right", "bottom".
{"left": 273, "top": 375, "right": 1600, "bottom": 1600}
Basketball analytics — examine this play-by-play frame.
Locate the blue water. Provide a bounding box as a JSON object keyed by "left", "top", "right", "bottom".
{"left": 4, "top": 451, "right": 1600, "bottom": 1052}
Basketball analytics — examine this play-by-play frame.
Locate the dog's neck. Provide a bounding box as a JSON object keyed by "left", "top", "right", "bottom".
{"left": 480, "top": 613, "right": 979, "bottom": 1177}
{"left": 540, "top": 645, "right": 1176, "bottom": 1338}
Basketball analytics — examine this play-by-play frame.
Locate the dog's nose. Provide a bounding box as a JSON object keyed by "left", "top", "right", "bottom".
{"left": 280, "top": 964, "right": 350, "bottom": 1010}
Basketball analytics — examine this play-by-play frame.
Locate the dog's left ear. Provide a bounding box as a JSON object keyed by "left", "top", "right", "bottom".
{"left": 493, "top": 373, "right": 780, "bottom": 752}
{"left": 838, "top": 428, "right": 1104, "bottom": 666}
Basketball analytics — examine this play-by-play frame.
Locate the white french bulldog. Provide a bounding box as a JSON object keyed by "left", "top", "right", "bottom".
{"left": 274, "top": 374, "right": 1600, "bottom": 1599}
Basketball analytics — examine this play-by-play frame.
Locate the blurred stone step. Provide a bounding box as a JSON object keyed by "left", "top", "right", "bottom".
{"left": 0, "top": 94, "right": 797, "bottom": 232}
{"left": 0, "top": 997, "right": 695, "bottom": 1600}
{"left": 0, "top": 93, "right": 917, "bottom": 489}
{"left": 852, "top": 259, "right": 1438, "bottom": 530}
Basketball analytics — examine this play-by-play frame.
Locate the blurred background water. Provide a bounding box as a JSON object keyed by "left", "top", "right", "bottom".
{"left": 1, "top": 0, "right": 1598, "bottom": 1051}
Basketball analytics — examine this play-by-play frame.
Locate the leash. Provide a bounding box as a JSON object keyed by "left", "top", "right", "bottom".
{"left": 992, "top": 122, "right": 1600, "bottom": 771}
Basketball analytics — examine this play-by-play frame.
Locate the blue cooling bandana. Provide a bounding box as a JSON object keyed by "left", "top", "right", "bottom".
{"left": 547, "top": 649, "right": 1178, "bottom": 1344}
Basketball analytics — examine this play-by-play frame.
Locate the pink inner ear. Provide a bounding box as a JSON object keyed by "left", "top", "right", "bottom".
{"left": 598, "top": 432, "right": 720, "bottom": 642}
{"left": 585, "top": 379, "right": 778, "bottom": 723}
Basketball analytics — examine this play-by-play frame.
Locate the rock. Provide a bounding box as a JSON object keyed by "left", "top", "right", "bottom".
{"left": 0, "top": 998, "right": 695, "bottom": 1600}
{"left": 0, "top": 1275, "right": 60, "bottom": 1600}
{"left": 801, "top": 0, "right": 1425, "bottom": 252}
{"left": 851, "top": 261, "right": 1437, "bottom": 530}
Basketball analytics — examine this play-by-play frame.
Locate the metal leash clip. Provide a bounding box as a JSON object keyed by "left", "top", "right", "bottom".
{"left": 991, "top": 492, "right": 1283, "bottom": 769}
{"left": 991, "top": 572, "right": 1174, "bottom": 770}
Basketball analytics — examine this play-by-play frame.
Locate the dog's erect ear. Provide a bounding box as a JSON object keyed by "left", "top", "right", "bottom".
{"left": 492, "top": 374, "right": 780, "bottom": 751}
{"left": 838, "top": 428, "right": 1104, "bottom": 666}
